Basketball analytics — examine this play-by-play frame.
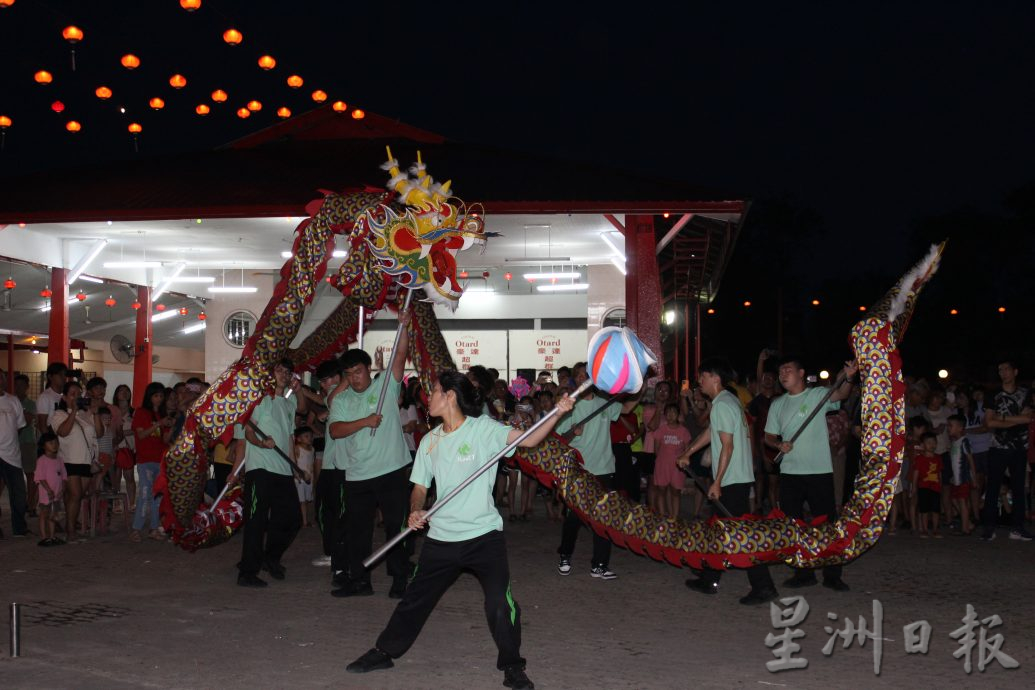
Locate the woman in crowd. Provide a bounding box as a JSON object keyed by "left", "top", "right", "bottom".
{"left": 49, "top": 380, "right": 101, "bottom": 539}
{"left": 130, "top": 382, "right": 174, "bottom": 542}
{"left": 112, "top": 383, "right": 137, "bottom": 508}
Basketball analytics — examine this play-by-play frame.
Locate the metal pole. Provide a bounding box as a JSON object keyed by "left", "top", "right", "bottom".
{"left": 771, "top": 371, "right": 847, "bottom": 466}
{"left": 559, "top": 392, "right": 621, "bottom": 443}
{"left": 357, "top": 306, "right": 365, "bottom": 350}
{"left": 370, "top": 290, "right": 415, "bottom": 436}
{"left": 679, "top": 466, "right": 733, "bottom": 518}
{"left": 364, "top": 378, "right": 593, "bottom": 569}
{"left": 10, "top": 602, "right": 20, "bottom": 658}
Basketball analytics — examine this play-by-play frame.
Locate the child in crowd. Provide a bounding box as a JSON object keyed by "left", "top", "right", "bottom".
{"left": 506, "top": 397, "right": 537, "bottom": 522}
{"left": 294, "top": 426, "right": 315, "bottom": 527}
{"left": 911, "top": 431, "right": 943, "bottom": 538}
{"left": 35, "top": 432, "right": 67, "bottom": 546}
{"left": 945, "top": 414, "right": 977, "bottom": 535}
{"left": 652, "top": 403, "right": 691, "bottom": 518}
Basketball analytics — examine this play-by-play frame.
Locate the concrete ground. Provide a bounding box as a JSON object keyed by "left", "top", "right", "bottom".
{"left": 1, "top": 494, "right": 1031, "bottom": 690}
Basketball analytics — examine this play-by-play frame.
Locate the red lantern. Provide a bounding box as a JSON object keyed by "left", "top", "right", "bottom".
{"left": 178, "top": 306, "right": 189, "bottom": 316}
{"left": 0, "top": 1, "right": 15, "bottom": 8}
{"left": 332, "top": 100, "right": 347, "bottom": 113}
{"left": 75, "top": 290, "right": 86, "bottom": 301}
{"left": 121, "top": 54, "right": 141, "bottom": 70}
{"left": 40, "top": 286, "right": 53, "bottom": 299}
{"left": 236, "top": 107, "right": 251, "bottom": 119}
{"left": 169, "top": 74, "right": 187, "bottom": 89}
{"left": 0, "top": 115, "right": 10, "bottom": 128}
{"left": 150, "top": 97, "right": 165, "bottom": 110}
{"left": 211, "top": 89, "right": 228, "bottom": 102}
{"left": 311, "top": 90, "right": 327, "bottom": 103}
{"left": 3, "top": 277, "right": 15, "bottom": 289}
{"left": 34, "top": 70, "right": 53, "bottom": 85}
{"left": 196, "top": 104, "right": 210, "bottom": 115}
{"left": 131, "top": 300, "right": 141, "bottom": 310}
{"left": 198, "top": 311, "right": 207, "bottom": 321}
{"left": 276, "top": 107, "right": 291, "bottom": 119}
{"left": 258, "top": 55, "right": 276, "bottom": 70}
{"left": 222, "top": 28, "right": 243, "bottom": 46}
{"left": 51, "top": 101, "right": 65, "bottom": 113}
{"left": 95, "top": 86, "right": 112, "bottom": 99}
{"left": 503, "top": 272, "right": 512, "bottom": 281}
{"left": 62, "top": 26, "right": 84, "bottom": 43}
{"left": 180, "top": 0, "right": 201, "bottom": 11}
{"left": 459, "top": 270, "right": 469, "bottom": 279}
{"left": 482, "top": 271, "right": 490, "bottom": 279}
{"left": 128, "top": 122, "right": 142, "bottom": 133}
{"left": 104, "top": 295, "right": 116, "bottom": 307}
{"left": 351, "top": 109, "right": 366, "bottom": 120}
{"left": 246, "top": 100, "right": 262, "bottom": 111}
{"left": 66, "top": 120, "right": 81, "bottom": 133}
{"left": 155, "top": 303, "right": 166, "bottom": 312}
{"left": 286, "top": 75, "right": 303, "bottom": 88}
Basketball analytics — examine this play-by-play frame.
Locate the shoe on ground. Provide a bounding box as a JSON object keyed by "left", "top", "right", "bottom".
{"left": 739, "top": 588, "right": 779, "bottom": 606}
{"left": 129, "top": 530, "right": 142, "bottom": 543}
{"left": 332, "top": 570, "right": 349, "bottom": 588}
{"left": 388, "top": 577, "right": 407, "bottom": 599}
{"left": 685, "top": 578, "right": 718, "bottom": 595}
{"left": 312, "top": 555, "right": 332, "bottom": 566}
{"left": 783, "top": 574, "right": 818, "bottom": 589}
{"left": 502, "top": 664, "right": 535, "bottom": 689}
{"left": 346, "top": 648, "right": 394, "bottom": 673}
{"left": 38, "top": 538, "right": 54, "bottom": 547}
{"left": 51, "top": 537, "right": 66, "bottom": 546}
{"left": 557, "top": 555, "right": 572, "bottom": 576}
{"left": 823, "top": 577, "right": 850, "bottom": 592}
{"left": 979, "top": 529, "right": 996, "bottom": 542}
{"left": 332, "top": 581, "right": 375, "bottom": 598}
{"left": 237, "top": 573, "right": 268, "bottom": 588}
{"left": 147, "top": 529, "right": 165, "bottom": 541}
{"left": 263, "top": 560, "right": 286, "bottom": 580}
{"left": 1009, "top": 528, "right": 1033, "bottom": 542}
{"left": 590, "top": 565, "right": 617, "bottom": 580}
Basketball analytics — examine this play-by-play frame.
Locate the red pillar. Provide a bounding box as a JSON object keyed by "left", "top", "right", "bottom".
{"left": 132, "top": 285, "right": 153, "bottom": 407}
{"left": 47, "top": 267, "right": 70, "bottom": 367}
{"left": 623, "top": 215, "right": 663, "bottom": 378}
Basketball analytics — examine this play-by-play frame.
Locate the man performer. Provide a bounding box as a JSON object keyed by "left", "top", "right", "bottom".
{"left": 680, "top": 356, "right": 779, "bottom": 605}
{"left": 332, "top": 307, "right": 413, "bottom": 598}
{"left": 764, "top": 355, "right": 857, "bottom": 591}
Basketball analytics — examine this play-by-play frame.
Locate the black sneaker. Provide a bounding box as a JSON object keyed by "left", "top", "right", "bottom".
{"left": 332, "top": 581, "right": 374, "bottom": 598}
{"left": 739, "top": 588, "right": 779, "bottom": 606}
{"left": 262, "top": 560, "right": 286, "bottom": 580}
{"left": 237, "top": 573, "right": 268, "bottom": 588}
{"left": 502, "top": 665, "right": 535, "bottom": 689}
{"left": 822, "top": 577, "right": 850, "bottom": 592}
{"left": 685, "top": 578, "right": 718, "bottom": 595}
{"left": 388, "top": 577, "right": 407, "bottom": 599}
{"left": 332, "top": 570, "right": 349, "bottom": 588}
{"left": 782, "top": 574, "right": 818, "bottom": 589}
{"left": 346, "top": 648, "right": 394, "bottom": 673}
{"left": 1009, "top": 528, "right": 1033, "bottom": 542}
{"left": 38, "top": 538, "right": 54, "bottom": 547}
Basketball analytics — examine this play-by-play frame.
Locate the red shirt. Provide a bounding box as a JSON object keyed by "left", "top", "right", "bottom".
{"left": 913, "top": 452, "right": 942, "bottom": 491}
{"left": 132, "top": 408, "right": 168, "bottom": 463}
{"left": 610, "top": 412, "right": 639, "bottom": 444}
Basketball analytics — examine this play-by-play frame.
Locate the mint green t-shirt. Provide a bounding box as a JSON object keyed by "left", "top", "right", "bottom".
{"left": 765, "top": 387, "right": 839, "bottom": 475}
{"left": 411, "top": 414, "right": 514, "bottom": 542}
{"left": 322, "top": 394, "right": 349, "bottom": 471}
{"left": 338, "top": 374, "right": 411, "bottom": 481}
{"left": 556, "top": 394, "right": 621, "bottom": 476}
{"left": 243, "top": 395, "right": 296, "bottom": 476}
{"left": 708, "top": 390, "right": 754, "bottom": 486}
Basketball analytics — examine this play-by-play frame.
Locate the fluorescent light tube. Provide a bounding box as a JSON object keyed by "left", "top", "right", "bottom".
{"left": 536, "top": 283, "right": 590, "bottom": 292}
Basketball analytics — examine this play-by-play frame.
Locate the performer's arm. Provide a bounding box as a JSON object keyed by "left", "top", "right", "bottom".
{"left": 707, "top": 431, "right": 734, "bottom": 500}
{"left": 408, "top": 483, "right": 429, "bottom": 530}
{"left": 507, "top": 392, "right": 576, "bottom": 447}
{"left": 330, "top": 415, "right": 381, "bottom": 439}
{"left": 244, "top": 423, "right": 276, "bottom": 450}
{"left": 392, "top": 308, "right": 412, "bottom": 383}
{"left": 765, "top": 432, "right": 790, "bottom": 453}
{"left": 829, "top": 360, "right": 859, "bottom": 403}
{"left": 676, "top": 427, "right": 711, "bottom": 468}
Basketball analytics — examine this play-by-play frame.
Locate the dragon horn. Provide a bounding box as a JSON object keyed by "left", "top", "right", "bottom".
{"left": 431, "top": 179, "right": 452, "bottom": 204}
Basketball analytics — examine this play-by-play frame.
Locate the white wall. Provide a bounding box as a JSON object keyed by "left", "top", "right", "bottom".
{"left": 203, "top": 275, "right": 275, "bottom": 382}
{"left": 587, "top": 263, "right": 626, "bottom": 341}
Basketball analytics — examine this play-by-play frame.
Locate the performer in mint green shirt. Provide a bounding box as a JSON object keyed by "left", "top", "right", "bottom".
{"left": 347, "top": 369, "right": 574, "bottom": 690}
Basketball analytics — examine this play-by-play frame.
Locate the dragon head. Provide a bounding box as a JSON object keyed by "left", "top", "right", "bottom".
{"left": 365, "top": 148, "right": 493, "bottom": 309}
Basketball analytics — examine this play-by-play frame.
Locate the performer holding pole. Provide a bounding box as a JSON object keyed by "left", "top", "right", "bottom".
{"left": 346, "top": 370, "right": 575, "bottom": 689}
{"left": 764, "top": 355, "right": 857, "bottom": 592}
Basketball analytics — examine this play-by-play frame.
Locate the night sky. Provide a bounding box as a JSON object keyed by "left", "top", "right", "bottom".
{"left": 2, "top": 1, "right": 1033, "bottom": 380}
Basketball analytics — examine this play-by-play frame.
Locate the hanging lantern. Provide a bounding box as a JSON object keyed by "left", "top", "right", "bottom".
{"left": 332, "top": 100, "right": 347, "bottom": 113}
{"left": 178, "top": 306, "right": 189, "bottom": 316}
{"left": 0, "top": 115, "right": 10, "bottom": 128}
{"left": 75, "top": 290, "right": 86, "bottom": 301}
{"left": 128, "top": 122, "right": 142, "bottom": 133}
{"left": 482, "top": 271, "right": 490, "bottom": 279}
{"left": 997, "top": 306, "right": 1006, "bottom": 313}
{"left": 459, "top": 270, "right": 469, "bottom": 279}
{"left": 503, "top": 272, "right": 512, "bottom": 282}
{"left": 95, "top": 86, "right": 112, "bottom": 99}
{"left": 195, "top": 104, "right": 210, "bottom": 115}
{"left": 66, "top": 120, "right": 81, "bottom": 133}
{"left": 169, "top": 74, "right": 187, "bottom": 89}
{"left": 104, "top": 295, "right": 116, "bottom": 307}
{"left": 155, "top": 303, "right": 166, "bottom": 312}
{"left": 0, "top": 1, "right": 15, "bottom": 8}
{"left": 34, "top": 70, "right": 53, "bottom": 85}
{"left": 236, "top": 107, "right": 251, "bottom": 119}
{"left": 121, "top": 54, "right": 140, "bottom": 69}
{"left": 51, "top": 101, "right": 65, "bottom": 113}
{"left": 351, "top": 109, "right": 366, "bottom": 120}
{"left": 180, "top": 0, "right": 201, "bottom": 11}
{"left": 149, "top": 97, "right": 165, "bottom": 110}
{"left": 211, "top": 89, "right": 228, "bottom": 103}
{"left": 62, "top": 25, "right": 83, "bottom": 43}
{"left": 131, "top": 300, "right": 141, "bottom": 310}
{"left": 222, "top": 28, "right": 243, "bottom": 46}
{"left": 258, "top": 55, "right": 276, "bottom": 70}
{"left": 40, "top": 286, "right": 53, "bottom": 299}
{"left": 276, "top": 107, "right": 291, "bottom": 119}
{"left": 3, "top": 277, "right": 15, "bottom": 289}
{"left": 246, "top": 100, "right": 262, "bottom": 111}
{"left": 198, "top": 311, "right": 207, "bottom": 321}
{"left": 311, "top": 90, "right": 327, "bottom": 103}
{"left": 286, "top": 74, "right": 303, "bottom": 88}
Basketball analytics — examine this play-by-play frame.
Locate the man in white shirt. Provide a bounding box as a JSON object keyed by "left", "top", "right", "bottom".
{"left": 0, "top": 369, "right": 30, "bottom": 537}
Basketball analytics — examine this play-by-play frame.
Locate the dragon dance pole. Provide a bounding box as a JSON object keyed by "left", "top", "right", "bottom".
{"left": 559, "top": 392, "right": 622, "bottom": 443}
{"left": 771, "top": 370, "right": 847, "bottom": 466}
{"left": 370, "top": 289, "right": 415, "bottom": 436}
{"left": 364, "top": 378, "right": 594, "bottom": 568}
{"left": 358, "top": 306, "right": 365, "bottom": 350}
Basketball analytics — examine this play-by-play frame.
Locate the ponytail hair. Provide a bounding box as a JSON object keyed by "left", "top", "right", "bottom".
{"left": 438, "top": 370, "right": 484, "bottom": 418}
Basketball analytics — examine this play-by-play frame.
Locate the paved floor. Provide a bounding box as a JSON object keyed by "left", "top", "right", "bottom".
{"left": 1, "top": 495, "right": 1031, "bottom": 689}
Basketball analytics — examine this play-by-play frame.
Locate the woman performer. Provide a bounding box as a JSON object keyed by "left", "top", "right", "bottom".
{"left": 346, "top": 370, "right": 575, "bottom": 690}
